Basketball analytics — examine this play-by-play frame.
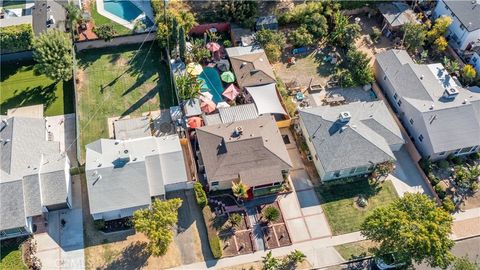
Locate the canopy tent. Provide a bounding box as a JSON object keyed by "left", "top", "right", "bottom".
{"left": 187, "top": 116, "right": 204, "bottom": 129}
{"left": 206, "top": 42, "right": 221, "bottom": 52}
{"left": 222, "top": 84, "right": 240, "bottom": 100}
{"left": 217, "top": 102, "right": 231, "bottom": 108}
{"left": 245, "top": 83, "right": 287, "bottom": 115}
{"left": 197, "top": 77, "right": 209, "bottom": 90}
{"left": 200, "top": 98, "right": 216, "bottom": 114}
{"left": 221, "top": 71, "right": 236, "bottom": 83}
{"left": 215, "top": 59, "right": 230, "bottom": 72}
{"left": 186, "top": 63, "right": 203, "bottom": 76}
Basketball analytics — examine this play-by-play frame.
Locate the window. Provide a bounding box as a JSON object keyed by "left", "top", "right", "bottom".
{"left": 350, "top": 168, "right": 356, "bottom": 174}
{"left": 470, "top": 146, "right": 478, "bottom": 152}
{"left": 333, "top": 171, "right": 341, "bottom": 178}
{"left": 459, "top": 147, "right": 473, "bottom": 154}
{"left": 383, "top": 75, "right": 387, "bottom": 80}
{"left": 409, "top": 118, "right": 414, "bottom": 125}
{"left": 473, "top": 57, "right": 478, "bottom": 63}
{"left": 211, "top": 181, "right": 219, "bottom": 186}
{"left": 397, "top": 100, "right": 402, "bottom": 107}
{"left": 393, "top": 93, "right": 398, "bottom": 100}
{"left": 444, "top": 3, "right": 449, "bottom": 10}
{"left": 418, "top": 134, "right": 424, "bottom": 142}
{"left": 439, "top": 151, "right": 446, "bottom": 156}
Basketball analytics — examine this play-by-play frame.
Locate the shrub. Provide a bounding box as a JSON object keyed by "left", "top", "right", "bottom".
{"left": 288, "top": 26, "right": 314, "bottom": 47}
{"left": 264, "top": 43, "right": 282, "bottom": 63}
{"left": 209, "top": 235, "right": 222, "bottom": 258}
{"left": 451, "top": 156, "right": 462, "bottom": 165}
{"left": 437, "top": 160, "right": 450, "bottom": 169}
{"left": 442, "top": 197, "right": 455, "bottom": 212}
{"left": 264, "top": 206, "right": 280, "bottom": 223}
{"left": 345, "top": 49, "right": 374, "bottom": 86}
{"left": 229, "top": 213, "right": 242, "bottom": 228}
{"left": 0, "top": 24, "right": 33, "bottom": 54}
{"left": 222, "top": 40, "right": 232, "bottom": 48}
{"left": 419, "top": 158, "right": 433, "bottom": 174}
{"left": 370, "top": 27, "right": 381, "bottom": 43}
{"left": 428, "top": 172, "right": 439, "bottom": 186}
{"left": 93, "top": 24, "right": 117, "bottom": 41}
{"left": 435, "top": 185, "right": 446, "bottom": 199}
{"left": 194, "top": 182, "right": 207, "bottom": 208}
{"left": 93, "top": 219, "right": 105, "bottom": 230}
{"left": 468, "top": 152, "right": 480, "bottom": 161}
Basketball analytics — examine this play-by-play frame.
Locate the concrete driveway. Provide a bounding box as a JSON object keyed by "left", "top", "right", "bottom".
{"left": 35, "top": 175, "right": 85, "bottom": 269}
{"left": 389, "top": 146, "right": 433, "bottom": 197}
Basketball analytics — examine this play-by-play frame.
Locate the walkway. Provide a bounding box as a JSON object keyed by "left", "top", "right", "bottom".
{"left": 246, "top": 207, "right": 265, "bottom": 251}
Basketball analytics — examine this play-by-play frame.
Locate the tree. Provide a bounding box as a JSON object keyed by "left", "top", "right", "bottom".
{"left": 221, "top": 0, "right": 257, "bottom": 28}
{"left": 262, "top": 251, "right": 280, "bottom": 270}
{"left": 264, "top": 43, "right": 282, "bottom": 63}
{"left": 305, "top": 13, "right": 328, "bottom": 39}
{"left": 287, "top": 250, "right": 306, "bottom": 266}
{"left": 0, "top": 24, "right": 33, "bottom": 54}
{"left": 462, "top": 65, "right": 477, "bottom": 84}
{"left": 156, "top": 23, "right": 169, "bottom": 48}
{"left": 229, "top": 213, "right": 242, "bottom": 228}
{"left": 188, "top": 39, "right": 210, "bottom": 63}
{"left": 256, "top": 29, "right": 286, "bottom": 62}
{"left": 264, "top": 206, "right": 280, "bottom": 223}
{"left": 345, "top": 49, "right": 373, "bottom": 86}
{"left": 64, "top": 1, "right": 81, "bottom": 30}
{"left": 433, "top": 36, "right": 448, "bottom": 53}
{"left": 402, "top": 23, "right": 427, "bottom": 53}
{"left": 153, "top": 2, "right": 197, "bottom": 49}
{"left": 330, "top": 12, "right": 360, "bottom": 49}
{"left": 133, "top": 198, "right": 182, "bottom": 256}
{"left": 232, "top": 181, "right": 249, "bottom": 200}
{"left": 32, "top": 29, "right": 73, "bottom": 81}
{"left": 178, "top": 26, "right": 186, "bottom": 61}
{"left": 289, "top": 26, "right": 314, "bottom": 47}
{"left": 427, "top": 16, "right": 452, "bottom": 44}
{"left": 372, "top": 160, "right": 395, "bottom": 179}
{"left": 175, "top": 73, "right": 201, "bottom": 101}
{"left": 169, "top": 18, "right": 179, "bottom": 55}
{"left": 452, "top": 256, "right": 479, "bottom": 270}
{"left": 361, "top": 193, "right": 454, "bottom": 269}
{"left": 93, "top": 24, "right": 116, "bottom": 41}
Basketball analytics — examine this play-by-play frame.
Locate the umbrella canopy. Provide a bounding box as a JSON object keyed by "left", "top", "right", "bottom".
{"left": 215, "top": 59, "right": 230, "bottom": 72}
{"left": 217, "top": 101, "right": 231, "bottom": 108}
{"left": 187, "top": 116, "right": 204, "bottom": 129}
{"left": 222, "top": 84, "right": 240, "bottom": 100}
{"left": 186, "top": 63, "right": 203, "bottom": 76}
{"left": 201, "top": 91, "right": 213, "bottom": 100}
{"left": 221, "top": 71, "right": 236, "bottom": 83}
{"left": 206, "top": 42, "right": 221, "bottom": 52}
{"left": 197, "top": 77, "right": 208, "bottom": 90}
{"left": 200, "top": 98, "right": 216, "bottom": 114}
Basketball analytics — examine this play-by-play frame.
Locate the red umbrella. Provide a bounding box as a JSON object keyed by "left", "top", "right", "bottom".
{"left": 200, "top": 98, "right": 216, "bottom": 114}
{"left": 222, "top": 84, "right": 240, "bottom": 100}
{"left": 206, "top": 42, "right": 221, "bottom": 52}
{"left": 187, "top": 116, "right": 204, "bottom": 129}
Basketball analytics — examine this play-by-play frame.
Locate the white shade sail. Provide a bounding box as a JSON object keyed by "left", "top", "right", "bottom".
{"left": 245, "top": 83, "right": 287, "bottom": 115}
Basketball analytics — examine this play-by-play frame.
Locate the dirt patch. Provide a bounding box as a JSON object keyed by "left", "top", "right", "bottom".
{"left": 75, "top": 69, "right": 87, "bottom": 96}
{"left": 462, "top": 191, "right": 480, "bottom": 210}
{"left": 275, "top": 224, "right": 291, "bottom": 247}
{"left": 353, "top": 15, "right": 395, "bottom": 65}
{"left": 258, "top": 201, "right": 284, "bottom": 225}
{"left": 235, "top": 231, "right": 254, "bottom": 255}
{"left": 219, "top": 235, "right": 237, "bottom": 257}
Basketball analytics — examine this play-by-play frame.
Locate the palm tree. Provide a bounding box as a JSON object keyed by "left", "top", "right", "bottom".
{"left": 175, "top": 73, "right": 201, "bottom": 101}
{"left": 232, "top": 181, "right": 249, "bottom": 200}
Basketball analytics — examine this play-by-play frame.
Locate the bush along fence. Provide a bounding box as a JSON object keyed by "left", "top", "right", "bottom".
{"left": 74, "top": 31, "right": 156, "bottom": 52}
{"left": 0, "top": 23, "right": 33, "bottom": 54}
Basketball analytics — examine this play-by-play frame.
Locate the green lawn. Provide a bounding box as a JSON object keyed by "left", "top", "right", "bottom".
{"left": 0, "top": 61, "right": 75, "bottom": 116}
{"left": 316, "top": 179, "right": 398, "bottom": 235}
{"left": 1, "top": 0, "right": 26, "bottom": 9}
{"left": 0, "top": 238, "right": 27, "bottom": 270}
{"left": 91, "top": 1, "right": 131, "bottom": 36}
{"left": 76, "top": 43, "right": 175, "bottom": 162}
{"left": 334, "top": 240, "right": 376, "bottom": 261}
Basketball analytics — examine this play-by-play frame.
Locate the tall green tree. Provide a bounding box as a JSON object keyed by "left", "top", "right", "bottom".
{"left": 330, "top": 12, "right": 360, "bottom": 49}
{"left": 232, "top": 181, "right": 249, "bottom": 200}
{"left": 256, "top": 29, "right": 286, "bottom": 62}
{"left": 221, "top": 0, "right": 258, "bottom": 28}
{"left": 32, "top": 29, "right": 73, "bottom": 81}
{"left": 133, "top": 198, "right": 182, "bottom": 256}
{"left": 178, "top": 26, "right": 186, "bottom": 61}
{"left": 345, "top": 49, "right": 374, "bottom": 86}
{"left": 175, "top": 73, "right": 201, "bottom": 101}
{"left": 361, "top": 193, "right": 454, "bottom": 269}
{"left": 402, "top": 23, "right": 427, "bottom": 53}
{"left": 170, "top": 18, "right": 179, "bottom": 55}
{"left": 64, "top": 1, "right": 81, "bottom": 30}
{"left": 289, "top": 26, "right": 315, "bottom": 47}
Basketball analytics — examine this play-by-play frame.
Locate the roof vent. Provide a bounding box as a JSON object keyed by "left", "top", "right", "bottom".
{"left": 443, "top": 87, "right": 459, "bottom": 99}
{"left": 241, "top": 62, "right": 247, "bottom": 67}
{"left": 420, "top": 75, "right": 424, "bottom": 80}
{"left": 463, "top": 99, "right": 468, "bottom": 104}
{"left": 232, "top": 126, "right": 243, "bottom": 137}
{"left": 114, "top": 140, "right": 120, "bottom": 145}
{"left": 339, "top": 111, "right": 351, "bottom": 122}
{"left": 259, "top": 58, "right": 264, "bottom": 62}
{"left": 97, "top": 163, "right": 102, "bottom": 167}
{"left": 1, "top": 119, "right": 8, "bottom": 126}
{"left": 429, "top": 103, "right": 435, "bottom": 110}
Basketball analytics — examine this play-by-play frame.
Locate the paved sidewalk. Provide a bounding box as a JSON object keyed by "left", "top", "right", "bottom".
{"left": 453, "top": 207, "right": 480, "bottom": 221}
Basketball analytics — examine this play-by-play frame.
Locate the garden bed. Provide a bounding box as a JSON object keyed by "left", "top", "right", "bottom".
{"left": 100, "top": 217, "right": 133, "bottom": 233}
{"left": 263, "top": 224, "right": 291, "bottom": 249}
{"left": 257, "top": 201, "right": 284, "bottom": 225}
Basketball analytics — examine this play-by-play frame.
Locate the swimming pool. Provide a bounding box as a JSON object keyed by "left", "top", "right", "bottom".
{"left": 103, "top": 0, "right": 142, "bottom": 22}
{"left": 198, "top": 67, "right": 224, "bottom": 103}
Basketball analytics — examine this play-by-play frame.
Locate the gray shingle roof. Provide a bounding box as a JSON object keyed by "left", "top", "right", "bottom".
{"left": 442, "top": 0, "right": 480, "bottom": 32}
{"left": 85, "top": 135, "right": 187, "bottom": 216}
{"left": 299, "top": 101, "right": 404, "bottom": 172}
{"left": 197, "top": 115, "right": 292, "bottom": 187}
{"left": 0, "top": 116, "right": 67, "bottom": 230}
{"left": 378, "top": 2, "right": 418, "bottom": 28}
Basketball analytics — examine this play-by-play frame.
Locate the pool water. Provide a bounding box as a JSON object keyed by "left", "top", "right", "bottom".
{"left": 198, "top": 67, "right": 224, "bottom": 103}
{"left": 103, "top": 0, "right": 142, "bottom": 22}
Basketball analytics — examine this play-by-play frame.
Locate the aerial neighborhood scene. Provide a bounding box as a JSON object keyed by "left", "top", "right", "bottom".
{"left": 2, "top": 0, "right": 480, "bottom": 269}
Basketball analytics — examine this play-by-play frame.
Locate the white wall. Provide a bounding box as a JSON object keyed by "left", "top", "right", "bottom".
{"left": 298, "top": 117, "right": 326, "bottom": 180}
{"left": 470, "top": 52, "right": 480, "bottom": 73}
{"left": 93, "top": 205, "right": 149, "bottom": 221}
{"left": 64, "top": 157, "right": 72, "bottom": 209}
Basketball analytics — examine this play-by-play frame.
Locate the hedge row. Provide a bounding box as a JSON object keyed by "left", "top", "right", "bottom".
{"left": 194, "top": 182, "right": 207, "bottom": 208}
{"left": 202, "top": 207, "right": 222, "bottom": 259}
{"left": 0, "top": 24, "right": 33, "bottom": 54}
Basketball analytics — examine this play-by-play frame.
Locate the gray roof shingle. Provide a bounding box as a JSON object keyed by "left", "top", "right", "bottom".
{"left": 442, "top": 0, "right": 480, "bottom": 32}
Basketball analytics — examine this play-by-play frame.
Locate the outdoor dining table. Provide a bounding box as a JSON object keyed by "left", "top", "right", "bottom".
{"left": 325, "top": 94, "right": 345, "bottom": 103}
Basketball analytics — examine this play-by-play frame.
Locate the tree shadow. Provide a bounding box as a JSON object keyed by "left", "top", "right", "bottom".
{"left": 120, "top": 87, "right": 158, "bottom": 117}
{"left": 104, "top": 241, "right": 150, "bottom": 270}
{"left": 0, "top": 83, "right": 58, "bottom": 114}
{"left": 1, "top": 61, "right": 35, "bottom": 82}
{"left": 316, "top": 176, "right": 380, "bottom": 203}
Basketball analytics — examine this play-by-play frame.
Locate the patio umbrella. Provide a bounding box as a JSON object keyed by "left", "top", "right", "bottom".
{"left": 222, "top": 84, "right": 240, "bottom": 100}
{"left": 187, "top": 116, "right": 204, "bottom": 129}
{"left": 221, "top": 71, "right": 236, "bottom": 83}
{"left": 197, "top": 77, "right": 208, "bottom": 90}
{"left": 206, "top": 42, "right": 221, "bottom": 52}
{"left": 200, "top": 98, "right": 216, "bottom": 114}
{"left": 215, "top": 59, "right": 230, "bottom": 72}
{"left": 186, "top": 63, "right": 203, "bottom": 76}
{"left": 217, "top": 101, "right": 231, "bottom": 108}
{"left": 201, "top": 91, "right": 213, "bottom": 100}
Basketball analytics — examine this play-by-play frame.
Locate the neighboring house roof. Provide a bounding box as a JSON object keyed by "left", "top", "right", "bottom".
{"left": 32, "top": 0, "right": 66, "bottom": 35}
{"left": 204, "top": 104, "right": 259, "bottom": 125}
{"left": 378, "top": 2, "right": 418, "bottom": 28}
{"left": 114, "top": 116, "right": 152, "bottom": 140}
{"left": 231, "top": 25, "right": 255, "bottom": 47}
{"left": 0, "top": 116, "right": 68, "bottom": 231}
{"left": 245, "top": 83, "right": 287, "bottom": 115}
{"left": 376, "top": 49, "right": 480, "bottom": 153}
{"left": 227, "top": 47, "right": 276, "bottom": 88}
{"left": 299, "top": 101, "right": 404, "bottom": 172}
{"left": 85, "top": 135, "right": 187, "bottom": 216}
{"left": 196, "top": 115, "right": 292, "bottom": 187}
{"left": 442, "top": 0, "right": 480, "bottom": 32}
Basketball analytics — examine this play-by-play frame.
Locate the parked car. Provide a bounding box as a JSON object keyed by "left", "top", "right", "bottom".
{"left": 373, "top": 254, "right": 406, "bottom": 270}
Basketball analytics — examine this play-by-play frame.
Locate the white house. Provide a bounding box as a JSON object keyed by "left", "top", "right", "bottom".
{"left": 0, "top": 115, "right": 71, "bottom": 239}
{"left": 298, "top": 101, "right": 404, "bottom": 181}
{"left": 433, "top": 0, "right": 480, "bottom": 51}
{"left": 375, "top": 50, "right": 480, "bottom": 161}
{"left": 469, "top": 47, "right": 480, "bottom": 73}
{"left": 85, "top": 135, "right": 189, "bottom": 221}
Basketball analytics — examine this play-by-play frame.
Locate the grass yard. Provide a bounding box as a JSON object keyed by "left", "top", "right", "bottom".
{"left": 316, "top": 179, "right": 398, "bottom": 235}
{"left": 76, "top": 43, "right": 175, "bottom": 161}
{"left": 0, "top": 238, "right": 27, "bottom": 270}
{"left": 1, "top": 0, "right": 25, "bottom": 9}
{"left": 0, "top": 61, "right": 74, "bottom": 116}
{"left": 90, "top": 0, "right": 131, "bottom": 36}
{"left": 334, "top": 240, "right": 377, "bottom": 261}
